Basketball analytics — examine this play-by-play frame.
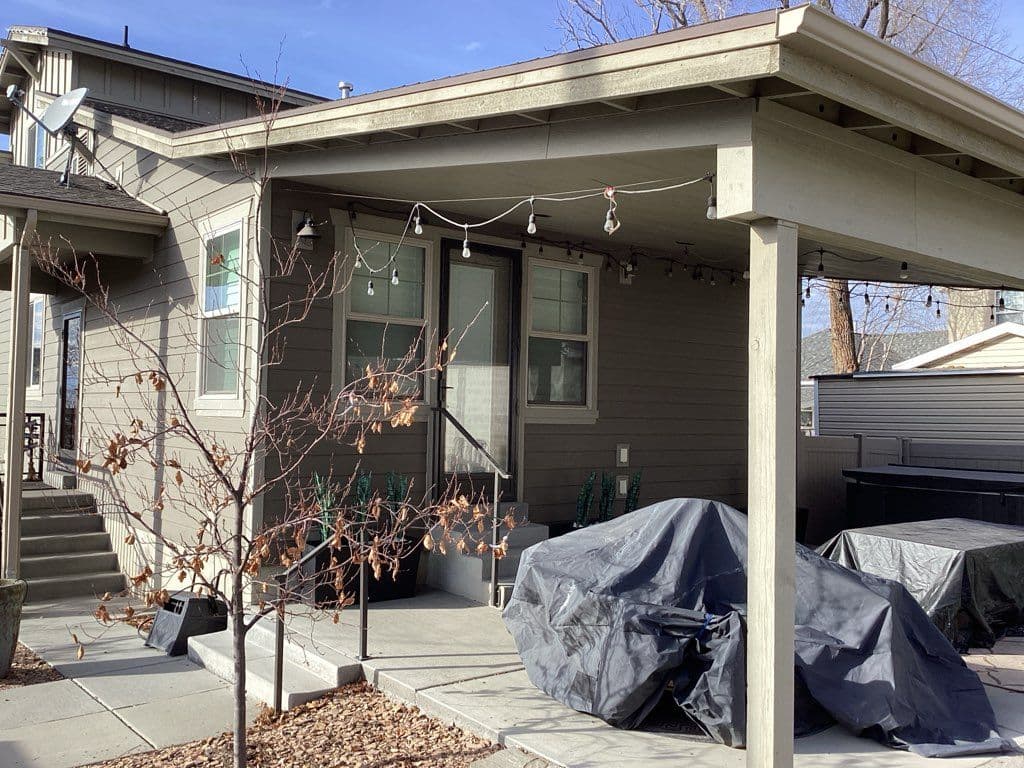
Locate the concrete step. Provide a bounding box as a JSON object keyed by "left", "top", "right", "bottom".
{"left": 21, "top": 531, "right": 112, "bottom": 556}
{"left": 426, "top": 516, "right": 548, "bottom": 605}
{"left": 24, "top": 570, "right": 126, "bottom": 602}
{"left": 245, "top": 614, "right": 361, "bottom": 687}
{"left": 21, "top": 490, "right": 96, "bottom": 512}
{"left": 21, "top": 551, "right": 119, "bottom": 578}
{"left": 20, "top": 513, "right": 103, "bottom": 536}
{"left": 188, "top": 625, "right": 361, "bottom": 710}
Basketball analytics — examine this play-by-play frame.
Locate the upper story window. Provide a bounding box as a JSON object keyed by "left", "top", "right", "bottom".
{"left": 340, "top": 232, "right": 429, "bottom": 398}
{"left": 27, "top": 294, "right": 44, "bottom": 393}
{"left": 198, "top": 223, "right": 243, "bottom": 398}
{"left": 27, "top": 123, "right": 46, "bottom": 169}
{"left": 527, "top": 263, "right": 593, "bottom": 407}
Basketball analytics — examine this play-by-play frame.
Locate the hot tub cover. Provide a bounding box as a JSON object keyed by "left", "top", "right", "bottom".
{"left": 819, "top": 518, "right": 1024, "bottom": 651}
{"left": 503, "top": 498, "right": 1008, "bottom": 757}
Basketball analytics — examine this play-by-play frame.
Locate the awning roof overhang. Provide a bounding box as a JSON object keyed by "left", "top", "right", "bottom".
{"left": 163, "top": 5, "right": 1024, "bottom": 196}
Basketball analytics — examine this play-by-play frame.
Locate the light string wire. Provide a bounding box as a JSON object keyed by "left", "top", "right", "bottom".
{"left": 338, "top": 174, "right": 712, "bottom": 280}
{"left": 801, "top": 278, "right": 1015, "bottom": 317}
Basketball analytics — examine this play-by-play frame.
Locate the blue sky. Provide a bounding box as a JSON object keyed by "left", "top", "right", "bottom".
{"left": 1, "top": 1, "right": 566, "bottom": 99}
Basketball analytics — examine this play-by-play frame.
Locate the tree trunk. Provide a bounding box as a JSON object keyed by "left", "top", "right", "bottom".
{"left": 827, "top": 279, "right": 859, "bottom": 372}
{"left": 232, "top": 602, "right": 247, "bottom": 768}
{"left": 232, "top": 497, "right": 248, "bottom": 768}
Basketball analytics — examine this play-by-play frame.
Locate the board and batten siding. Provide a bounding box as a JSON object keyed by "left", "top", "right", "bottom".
{"left": 523, "top": 263, "right": 749, "bottom": 523}
{"left": 815, "top": 371, "right": 1024, "bottom": 442}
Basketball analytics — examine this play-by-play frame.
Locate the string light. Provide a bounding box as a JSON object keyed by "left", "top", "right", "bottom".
{"left": 705, "top": 173, "right": 717, "bottom": 220}
{"left": 391, "top": 267, "right": 400, "bottom": 286}
{"left": 367, "top": 279, "right": 375, "bottom": 296}
{"left": 1000, "top": 296, "right": 1007, "bottom": 309}
{"left": 864, "top": 292, "right": 871, "bottom": 306}
{"left": 991, "top": 306, "right": 996, "bottom": 322}
{"left": 817, "top": 252, "right": 825, "bottom": 277}
{"left": 462, "top": 226, "right": 471, "bottom": 259}
{"left": 527, "top": 197, "right": 538, "bottom": 235}
{"left": 603, "top": 187, "right": 620, "bottom": 234}
{"left": 413, "top": 210, "right": 423, "bottom": 236}
{"left": 805, "top": 280, "right": 811, "bottom": 299}
{"left": 936, "top": 302, "right": 942, "bottom": 319}
{"left": 709, "top": 271, "right": 717, "bottom": 287}
{"left": 899, "top": 261, "right": 910, "bottom": 280}
{"left": 925, "top": 289, "right": 933, "bottom": 308}
{"left": 666, "top": 263, "right": 674, "bottom": 278}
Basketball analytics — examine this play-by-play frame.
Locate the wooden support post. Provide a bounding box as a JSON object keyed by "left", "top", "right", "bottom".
{"left": 746, "top": 219, "right": 798, "bottom": 768}
{"left": 2, "top": 210, "right": 36, "bottom": 580}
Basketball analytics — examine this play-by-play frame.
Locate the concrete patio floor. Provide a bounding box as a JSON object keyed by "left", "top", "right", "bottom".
{"left": 6, "top": 591, "right": 1024, "bottom": 768}
{"left": 279, "top": 590, "right": 1024, "bottom": 768}
{"left": 3, "top": 597, "right": 257, "bottom": 768}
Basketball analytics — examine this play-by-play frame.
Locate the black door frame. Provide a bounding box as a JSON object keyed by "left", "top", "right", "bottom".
{"left": 435, "top": 238, "right": 522, "bottom": 501}
{"left": 58, "top": 310, "right": 83, "bottom": 458}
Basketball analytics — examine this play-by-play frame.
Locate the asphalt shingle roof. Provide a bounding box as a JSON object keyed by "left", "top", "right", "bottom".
{"left": 0, "top": 163, "right": 158, "bottom": 215}
{"left": 84, "top": 99, "right": 205, "bottom": 133}
{"left": 801, "top": 329, "right": 949, "bottom": 380}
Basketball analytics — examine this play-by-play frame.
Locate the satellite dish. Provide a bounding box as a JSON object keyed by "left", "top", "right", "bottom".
{"left": 39, "top": 87, "right": 88, "bottom": 135}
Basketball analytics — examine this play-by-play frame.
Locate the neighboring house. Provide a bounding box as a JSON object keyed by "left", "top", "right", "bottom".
{"left": 800, "top": 328, "right": 947, "bottom": 428}
{"left": 7, "top": 7, "right": 1024, "bottom": 756}
{"left": 814, "top": 322, "right": 1024, "bottom": 440}
{"left": 893, "top": 321, "right": 1024, "bottom": 370}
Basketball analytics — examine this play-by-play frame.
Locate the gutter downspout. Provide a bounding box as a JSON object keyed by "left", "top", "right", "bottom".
{"left": 2, "top": 208, "right": 37, "bottom": 580}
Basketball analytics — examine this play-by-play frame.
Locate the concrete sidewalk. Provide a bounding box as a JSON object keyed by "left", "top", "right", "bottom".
{"left": 2, "top": 597, "right": 256, "bottom": 768}
{"left": 278, "top": 591, "right": 1024, "bottom": 768}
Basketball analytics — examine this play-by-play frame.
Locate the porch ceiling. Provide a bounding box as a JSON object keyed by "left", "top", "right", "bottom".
{"left": 284, "top": 147, "right": 1017, "bottom": 291}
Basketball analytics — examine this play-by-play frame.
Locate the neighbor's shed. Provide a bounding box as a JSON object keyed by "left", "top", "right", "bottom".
{"left": 814, "top": 368, "right": 1024, "bottom": 441}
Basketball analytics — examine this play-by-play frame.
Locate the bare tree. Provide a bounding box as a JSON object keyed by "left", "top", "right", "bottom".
{"left": 30, "top": 85, "right": 507, "bottom": 768}
{"left": 557, "top": 0, "right": 1024, "bottom": 371}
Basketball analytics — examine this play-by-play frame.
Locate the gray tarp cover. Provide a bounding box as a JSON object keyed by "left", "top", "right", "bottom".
{"left": 819, "top": 518, "right": 1024, "bottom": 650}
{"left": 503, "top": 499, "right": 1009, "bottom": 757}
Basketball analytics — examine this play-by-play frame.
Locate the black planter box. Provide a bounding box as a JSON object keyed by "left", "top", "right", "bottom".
{"left": 293, "top": 537, "right": 421, "bottom": 608}
{"left": 145, "top": 592, "right": 228, "bottom": 656}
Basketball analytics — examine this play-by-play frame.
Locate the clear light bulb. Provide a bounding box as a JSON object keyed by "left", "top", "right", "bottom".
{"left": 367, "top": 280, "right": 374, "bottom": 296}
{"left": 864, "top": 292, "right": 871, "bottom": 305}
{"left": 462, "top": 238, "right": 471, "bottom": 259}
{"left": 706, "top": 195, "right": 717, "bottom": 221}
{"left": 805, "top": 283, "right": 811, "bottom": 299}
{"left": 926, "top": 293, "right": 933, "bottom": 308}
{"left": 817, "top": 260, "right": 825, "bottom": 277}
{"left": 413, "top": 214, "right": 423, "bottom": 236}
{"left": 527, "top": 213, "right": 537, "bottom": 235}
{"left": 391, "top": 268, "right": 399, "bottom": 286}
{"left": 603, "top": 210, "right": 616, "bottom": 234}
{"left": 899, "top": 261, "right": 910, "bottom": 280}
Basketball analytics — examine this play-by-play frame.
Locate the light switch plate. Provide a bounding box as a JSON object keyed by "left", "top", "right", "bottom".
{"left": 616, "top": 443, "right": 629, "bottom": 467}
{"left": 616, "top": 475, "right": 629, "bottom": 498}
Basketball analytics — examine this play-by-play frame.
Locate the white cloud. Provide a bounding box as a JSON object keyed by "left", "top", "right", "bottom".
{"left": 462, "top": 41, "right": 482, "bottom": 52}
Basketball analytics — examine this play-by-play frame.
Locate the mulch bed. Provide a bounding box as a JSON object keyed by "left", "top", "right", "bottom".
{"left": 0, "top": 643, "right": 64, "bottom": 690}
{"left": 88, "top": 681, "right": 499, "bottom": 767}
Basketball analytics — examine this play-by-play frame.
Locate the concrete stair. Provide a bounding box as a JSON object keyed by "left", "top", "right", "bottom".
{"left": 188, "top": 614, "right": 363, "bottom": 710}
{"left": 425, "top": 503, "right": 547, "bottom": 606}
{"left": 17, "top": 488, "right": 126, "bottom": 602}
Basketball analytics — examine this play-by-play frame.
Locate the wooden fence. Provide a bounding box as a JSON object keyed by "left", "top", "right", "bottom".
{"left": 799, "top": 434, "right": 1024, "bottom": 544}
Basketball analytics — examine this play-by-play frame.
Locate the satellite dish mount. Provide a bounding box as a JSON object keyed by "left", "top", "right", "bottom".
{"left": 4, "top": 86, "right": 95, "bottom": 188}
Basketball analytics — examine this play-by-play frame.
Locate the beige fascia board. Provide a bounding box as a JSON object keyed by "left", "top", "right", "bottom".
{"left": 170, "top": 26, "right": 782, "bottom": 158}
{"left": 776, "top": 5, "right": 1024, "bottom": 173}
{"left": 0, "top": 193, "right": 168, "bottom": 234}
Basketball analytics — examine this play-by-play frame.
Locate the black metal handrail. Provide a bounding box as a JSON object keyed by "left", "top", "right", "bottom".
{"left": 268, "top": 406, "right": 511, "bottom": 714}
{"left": 0, "top": 412, "right": 45, "bottom": 481}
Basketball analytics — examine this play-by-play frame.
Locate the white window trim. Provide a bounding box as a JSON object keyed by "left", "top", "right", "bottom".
{"left": 26, "top": 294, "right": 44, "bottom": 399}
{"left": 522, "top": 257, "right": 599, "bottom": 424}
{"left": 194, "top": 209, "right": 247, "bottom": 415}
{"left": 331, "top": 224, "right": 436, "bottom": 413}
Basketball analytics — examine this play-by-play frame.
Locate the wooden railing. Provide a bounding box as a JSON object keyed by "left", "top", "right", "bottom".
{"left": 0, "top": 412, "right": 46, "bottom": 481}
